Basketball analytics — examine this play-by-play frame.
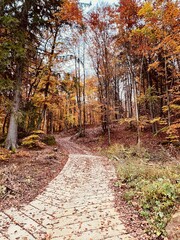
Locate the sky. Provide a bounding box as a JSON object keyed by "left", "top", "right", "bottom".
{"left": 60, "top": 0, "right": 119, "bottom": 76}
{"left": 91, "top": 0, "right": 118, "bottom": 5}
{"left": 80, "top": 0, "right": 118, "bottom": 7}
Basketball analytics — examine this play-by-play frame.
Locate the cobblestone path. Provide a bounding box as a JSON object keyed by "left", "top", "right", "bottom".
{"left": 0, "top": 138, "right": 134, "bottom": 240}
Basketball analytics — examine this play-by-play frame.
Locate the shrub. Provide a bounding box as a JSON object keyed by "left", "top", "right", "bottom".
{"left": 42, "top": 135, "right": 56, "bottom": 146}
{"left": 22, "top": 134, "right": 45, "bottom": 149}
{"left": 21, "top": 133, "right": 56, "bottom": 149}
{"left": 106, "top": 144, "right": 180, "bottom": 238}
{"left": 31, "top": 130, "right": 45, "bottom": 135}
{"left": 140, "top": 179, "right": 179, "bottom": 236}
{"left": 123, "top": 190, "right": 135, "bottom": 201}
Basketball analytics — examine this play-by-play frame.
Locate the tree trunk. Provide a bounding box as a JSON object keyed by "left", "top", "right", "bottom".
{"left": 5, "top": 83, "right": 21, "bottom": 150}
{"left": 41, "top": 27, "right": 58, "bottom": 133}
{"left": 41, "top": 105, "right": 47, "bottom": 133}
{"left": 2, "top": 114, "right": 9, "bottom": 136}
{"left": 82, "top": 40, "right": 86, "bottom": 136}
{"left": 5, "top": 61, "right": 22, "bottom": 150}
{"left": 133, "top": 76, "right": 141, "bottom": 148}
{"left": 127, "top": 54, "right": 141, "bottom": 148}
{"left": 165, "top": 54, "right": 171, "bottom": 126}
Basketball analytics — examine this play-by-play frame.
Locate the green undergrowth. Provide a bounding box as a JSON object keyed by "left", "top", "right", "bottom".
{"left": 21, "top": 133, "right": 56, "bottom": 149}
{"left": 106, "top": 144, "right": 180, "bottom": 238}
{"left": 42, "top": 135, "right": 56, "bottom": 146}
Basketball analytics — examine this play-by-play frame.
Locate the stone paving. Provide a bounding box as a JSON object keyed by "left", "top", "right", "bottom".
{"left": 0, "top": 140, "right": 134, "bottom": 240}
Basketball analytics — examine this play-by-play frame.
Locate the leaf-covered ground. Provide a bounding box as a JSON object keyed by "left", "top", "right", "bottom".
{"left": 0, "top": 125, "right": 179, "bottom": 239}
{"left": 75, "top": 124, "right": 180, "bottom": 239}
{"left": 0, "top": 145, "right": 68, "bottom": 210}
{"left": 75, "top": 123, "right": 179, "bottom": 159}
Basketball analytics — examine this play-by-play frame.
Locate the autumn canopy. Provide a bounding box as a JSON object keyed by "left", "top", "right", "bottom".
{"left": 0, "top": 0, "right": 179, "bottom": 149}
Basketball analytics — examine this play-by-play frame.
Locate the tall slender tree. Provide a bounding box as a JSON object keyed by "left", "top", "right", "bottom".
{"left": 0, "top": 0, "right": 62, "bottom": 149}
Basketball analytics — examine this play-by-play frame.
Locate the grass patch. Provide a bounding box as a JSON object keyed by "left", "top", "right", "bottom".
{"left": 106, "top": 144, "right": 180, "bottom": 238}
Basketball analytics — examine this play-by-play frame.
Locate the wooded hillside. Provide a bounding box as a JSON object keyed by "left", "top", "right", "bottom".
{"left": 0, "top": 0, "right": 179, "bottom": 149}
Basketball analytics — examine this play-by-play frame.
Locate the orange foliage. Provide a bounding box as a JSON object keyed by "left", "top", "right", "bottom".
{"left": 58, "top": 0, "right": 83, "bottom": 25}
{"left": 117, "top": 0, "right": 140, "bottom": 28}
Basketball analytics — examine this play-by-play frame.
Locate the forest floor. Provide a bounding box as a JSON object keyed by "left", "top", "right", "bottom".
{"left": 72, "top": 124, "right": 180, "bottom": 240}
{"left": 0, "top": 135, "right": 139, "bottom": 240}
{"left": 73, "top": 123, "right": 179, "bottom": 160}
{"left": 0, "top": 124, "right": 179, "bottom": 239}
{"left": 0, "top": 144, "right": 68, "bottom": 211}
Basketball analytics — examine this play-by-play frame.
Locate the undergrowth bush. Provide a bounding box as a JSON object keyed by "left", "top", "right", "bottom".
{"left": 106, "top": 144, "right": 180, "bottom": 238}
{"left": 21, "top": 133, "right": 56, "bottom": 149}
{"left": 31, "top": 130, "right": 45, "bottom": 135}
{"left": 42, "top": 135, "right": 56, "bottom": 146}
{"left": 22, "top": 134, "right": 45, "bottom": 149}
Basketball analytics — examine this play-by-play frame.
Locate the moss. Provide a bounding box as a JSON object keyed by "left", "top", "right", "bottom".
{"left": 11, "top": 147, "right": 16, "bottom": 153}
{"left": 21, "top": 133, "right": 56, "bottom": 149}
{"left": 22, "top": 134, "right": 45, "bottom": 149}
{"left": 42, "top": 135, "right": 56, "bottom": 146}
{"left": 22, "top": 134, "right": 40, "bottom": 141}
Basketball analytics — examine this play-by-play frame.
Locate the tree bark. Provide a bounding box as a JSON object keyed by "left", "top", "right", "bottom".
{"left": 2, "top": 113, "right": 9, "bottom": 136}
{"left": 82, "top": 40, "right": 86, "bottom": 136}
{"left": 5, "top": 64, "right": 22, "bottom": 150}
{"left": 42, "top": 26, "right": 58, "bottom": 133}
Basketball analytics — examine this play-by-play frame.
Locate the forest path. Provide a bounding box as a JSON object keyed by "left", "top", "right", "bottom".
{"left": 0, "top": 136, "right": 134, "bottom": 240}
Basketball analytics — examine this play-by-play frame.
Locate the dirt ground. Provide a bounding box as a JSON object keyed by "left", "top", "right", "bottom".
{"left": 70, "top": 124, "right": 179, "bottom": 240}
{"left": 0, "top": 143, "right": 68, "bottom": 211}
{"left": 0, "top": 125, "right": 179, "bottom": 239}
{"left": 112, "top": 181, "right": 152, "bottom": 240}
{"left": 75, "top": 123, "right": 179, "bottom": 160}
